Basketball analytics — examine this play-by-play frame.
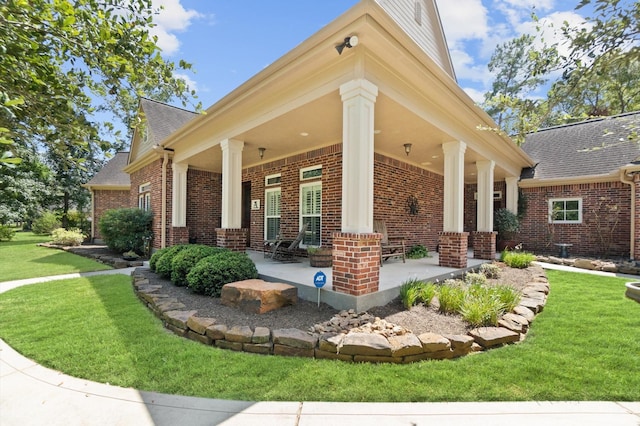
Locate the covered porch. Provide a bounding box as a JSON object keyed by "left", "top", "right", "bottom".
{"left": 248, "top": 249, "right": 486, "bottom": 311}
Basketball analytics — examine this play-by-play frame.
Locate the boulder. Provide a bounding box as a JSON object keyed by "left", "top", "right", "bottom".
{"left": 388, "top": 333, "right": 424, "bottom": 357}
{"left": 574, "top": 258, "right": 597, "bottom": 270}
{"left": 469, "top": 327, "right": 519, "bottom": 348}
{"left": 221, "top": 279, "right": 297, "bottom": 314}
{"left": 272, "top": 328, "right": 318, "bottom": 349}
{"left": 340, "top": 332, "right": 393, "bottom": 357}
{"left": 418, "top": 332, "right": 451, "bottom": 353}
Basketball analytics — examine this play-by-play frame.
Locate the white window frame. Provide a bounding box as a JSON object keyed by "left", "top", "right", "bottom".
{"left": 549, "top": 197, "right": 582, "bottom": 224}
{"left": 264, "top": 187, "right": 281, "bottom": 241}
{"left": 300, "top": 181, "right": 322, "bottom": 247}
{"left": 265, "top": 173, "right": 281, "bottom": 187}
{"left": 300, "top": 165, "right": 322, "bottom": 181}
{"left": 138, "top": 182, "right": 151, "bottom": 211}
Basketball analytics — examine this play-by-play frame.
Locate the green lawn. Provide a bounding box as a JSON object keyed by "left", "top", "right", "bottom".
{"left": 0, "top": 232, "right": 111, "bottom": 282}
{"left": 0, "top": 267, "right": 638, "bottom": 401}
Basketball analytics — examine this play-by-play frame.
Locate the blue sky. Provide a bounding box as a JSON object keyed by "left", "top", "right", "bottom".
{"left": 149, "top": 0, "right": 590, "bottom": 107}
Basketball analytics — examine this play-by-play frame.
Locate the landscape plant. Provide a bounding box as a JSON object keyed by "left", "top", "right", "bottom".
{"left": 0, "top": 225, "right": 15, "bottom": 241}
{"left": 406, "top": 244, "right": 429, "bottom": 259}
{"left": 50, "top": 227, "right": 85, "bottom": 246}
{"left": 436, "top": 282, "right": 466, "bottom": 314}
{"left": 31, "top": 211, "right": 61, "bottom": 235}
{"left": 186, "top": 252, "right": 258, "bottom": 297}
{"left": 98, "top": 208, "right": 153, "bottom": 254}
{"left": 170, "top": 245, "right": 228, "bottom": 287}
{"left": 154, "top": 245, "right": 190, "bottom": 278}
{"left": 502, "top": 251, "right": 536, "bottom": 269}
{"left": 400, "top": 279, "right": 437, "bottom": 308}
{"left": 479, "top": 262, "right": 501, "bottom": 279}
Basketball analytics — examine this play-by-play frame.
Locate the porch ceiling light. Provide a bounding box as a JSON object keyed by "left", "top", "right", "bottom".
{"left": 258, "top": 147, "right": 266, "bottom": 159}
{"left": 403, "top": 143, "right": 412, "bottom": 156}
{"left": 336, "top": 35, "right": 359, "bottom": 55}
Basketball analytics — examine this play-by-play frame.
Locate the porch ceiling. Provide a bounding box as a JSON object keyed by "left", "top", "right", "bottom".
{"left": 184, "top": 91, "right": 512, "bottom": 182}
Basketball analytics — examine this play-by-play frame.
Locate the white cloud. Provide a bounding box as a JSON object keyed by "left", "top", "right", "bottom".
{"left": 462, "top": 87, "right": 486, "bottom": 103}
{"left": 149, "top": 0, "right": 203, "bottom": 55}
{"left": 174, "top": 73, "right": 198, "bottom": 93}
{"left": 437, "top": 0, "right": 489, "bottom": 47}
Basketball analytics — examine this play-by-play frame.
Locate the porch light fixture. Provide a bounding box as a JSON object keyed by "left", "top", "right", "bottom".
{"left": 258, "top": 147, "right": 266, "bottom": 159}
{"left": 403, "top": 143, "right": 412, "bottom": 156}
{"left": 335, "top": 35, "right": 359, "bottom": 55}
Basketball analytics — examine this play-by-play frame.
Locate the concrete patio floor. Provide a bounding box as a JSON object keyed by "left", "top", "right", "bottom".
{"left": 247, "top": 250, "right": 486, "bottom": 311}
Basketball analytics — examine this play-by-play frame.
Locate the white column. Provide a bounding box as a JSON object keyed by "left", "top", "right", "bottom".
{"left": 505, "top": 176, "right": 519, "bottom": 215}
{"left": 220, "top": 139, "right": 244, "bottom": 229}
{"left": 442, "top": 141, "right": 467, "bottom": 232}
{"left": 171, "top": 162, "right": 188, "bottom": 227}
{"left": 340, "top": 79, "right": 378, "bottom": 233}
{"left": 476, "top": 160, "right": 495, "bottom": 232}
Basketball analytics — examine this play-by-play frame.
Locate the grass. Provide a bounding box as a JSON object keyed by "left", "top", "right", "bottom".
{"left": 0, "top": 267, "right": 638, "bottom": 401}
{"left": 0, "top": 231, "right": 111, "bottom": 282}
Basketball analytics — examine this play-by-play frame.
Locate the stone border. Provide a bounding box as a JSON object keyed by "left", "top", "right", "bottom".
{"left": 537, "top": 255, "right": 640, "bottom": 275}
{"left": 131, "top": 269, "right": 550, "bottom": 363}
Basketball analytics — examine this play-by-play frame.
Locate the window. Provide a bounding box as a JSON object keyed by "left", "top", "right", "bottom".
{"left": 300, "top": 182, "right": 321, "bottom": 246}
{"left": 138, "top": 183, "right": 151, "bottom": 211}
{"left": 549, "top": 198, "right": 582, "bottom": 223}
{"left": 265, "top": 188, "right": 281, "bottom": 240}
{"left": 300, "top": 165, "right": 322, "bottom": 181}
{"left": 265, "top": 173, "right": 281, "bottom": 186}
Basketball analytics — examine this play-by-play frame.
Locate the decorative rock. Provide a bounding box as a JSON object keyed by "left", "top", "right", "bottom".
{"left": 187, "top": 330, "right": 212, "bottom": 345}
{"left": 215, "top": 340, "right": 243, "bottom": 351}
{"left": 274, "top": 344, "right": 314, "bottom": 358}
{"left": 601, "top": 262, "right": 618, "bottom": 273}
{"left": 418, "top": 332, "right": 451, "bottom": 352}
{"left": 574, "top": 258, "right": 597, "bottom": 270}
{"left": 498, "top": 313, "right": 529, "bottom": 334}
{"left": 221, "top": 279, "right": 297, "bottom": 314}
{"left": 155, "top": 299, "right": 186, "bottom": 313}
{"left": 163, "top": 310, "right": 197, "bottom": 330}
{"left": 354, "top": 355, "right": 402, "bottom": 364}
{"left": 187, "top": 316, "right": 216, "bottom": 335}
{"left": 225, "top": 326, "right": 253, "bottom": 343}
{"left": 205, "top": 324, "right": 227, "bottom": 340}
{"left": 388, "top": 333, "right": 424, "bottom": 357}
{"left": 315, "top": 349, "right": 353, "bottom": 362}
{"left": 318, "top": 334, "right": 344, "bottom": 353}
{"left": 519, "top": 297, "right": 544, "bottom": 313}
{"left": 525, "top": 283, "right": 550, "bottom": 294}
{"left": 243, "top": 342, "right": 272, "bottom": 354}
{"left": 252, "top": 327, "right": 271, "bottom": 343}
{"left": 522, "top": 288, "right": 547, "bottom": 300}
{"left": 513, "top": 305, "right": 535, "bottom": 322}
{"left": 442, "top": 334, "right": 474, "bottom": 349}
{"left": 469, "top": 327, "right": 519, "bottom": 348}
{"left": 272, "top": 328, "right": 318, "bottom": 349}
{"left": 340, "top": 333, "right": 393, "bottom": 357}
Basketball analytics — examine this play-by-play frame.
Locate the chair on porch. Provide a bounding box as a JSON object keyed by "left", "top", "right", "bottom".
{"left": 270, "top": 223, "right": 309, "bottom": 262}
{"left": 373, "top": 219, "right": 406, "bottom": 265}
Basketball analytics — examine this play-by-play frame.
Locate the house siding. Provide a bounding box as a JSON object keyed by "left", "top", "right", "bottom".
{"left": 519, "top": 182, "right": 631, "bottom": 258}
{"left": 92, "top": 189, "right": 130, "bottom": 240}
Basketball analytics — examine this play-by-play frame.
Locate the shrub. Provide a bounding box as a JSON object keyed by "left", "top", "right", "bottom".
{"left": 31, "top": 212, "right": 61, "bottom": 235}
{"left": 416, "top": 282, "right": 437, "bottom": 306}
{"left": 407, "top": 244, "right": 429, "bottom": 259}
{"left": 155, "top": 245, "right": 190, "bottom": 278}
{"left": 494, "top": 285, "right": 521, "bottom": 312}
{"left": 494, "top": 208, "right": 520, "bottom": 239}
{"left": 0, "top": 225, "right": 15, "bottom": 241}
{"left": 464, "top": 272, "right": 487, "bottom": 286}
{"left": 437, "top": 284, "right": 465, "bottom": 314}
{"left": 479, "top": 262, "right": 501, "bottom": 279}
{"left": 170, "top": 245, "right": 228, "bottom": 287}
{"left": 502, "top": 251, "right": 536, "bottom": 269}
{"left": 187, "top": 252, "right": 258, "bottom": 297}
{"left": 149, "top": 247, "right": 170, "bottom": 272}
{"left": 400, "top": 279, "right": 421, "bottom": 309}
{"left": 50, "top": 228, "right": 85, "bottom": 246}
{"left": 98, "top": 208, "right": 153, "bottom": 253}
{"left": 460, "top": 291, "right": 503, "bottom": 327}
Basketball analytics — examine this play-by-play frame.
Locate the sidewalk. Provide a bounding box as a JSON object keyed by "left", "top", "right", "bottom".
{"left": 1, "top": 268, "right": 639, "bottom": 425}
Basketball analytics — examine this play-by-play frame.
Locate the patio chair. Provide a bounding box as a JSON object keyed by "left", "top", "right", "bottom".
{"left": 373, "top": 219, "right": 406, "bottom": 265}
{"left": 270, "top": 223, "right": 309, "bottom": 262}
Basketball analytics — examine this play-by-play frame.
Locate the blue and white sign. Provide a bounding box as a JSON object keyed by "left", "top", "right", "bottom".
{"left": 313, "top": 271, "right": 327, "bottom": 288}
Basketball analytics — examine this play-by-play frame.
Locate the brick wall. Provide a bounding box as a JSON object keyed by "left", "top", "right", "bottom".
{"left": 519, "top": 181, "right": 631, "bottom": 258}
{"left": 92, "top": 189, "right": 130, "bottom": 240}
{"left": 186, "top": 169, "right": 222, "bottom": 246}
{"left": 130, "top": 159, "right": 167, "bottom": 250}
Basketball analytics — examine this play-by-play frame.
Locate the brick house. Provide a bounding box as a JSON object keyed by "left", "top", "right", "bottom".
{"left": 85, "top": 1, "right": 639, "bottom": 300}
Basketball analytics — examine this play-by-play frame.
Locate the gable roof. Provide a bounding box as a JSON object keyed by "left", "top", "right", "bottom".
{"left": 84, "top": 152, "right": 130, "bottom": 189}
{"left": 520, "top": 112, "right": 640, "bottom": 184}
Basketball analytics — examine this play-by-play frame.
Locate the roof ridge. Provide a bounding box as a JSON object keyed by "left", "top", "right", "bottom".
{"left": 531, "top": 110, "right": 640, "bottom": 134}
{"left": 140, "top": 97, "right": 198, "bottom": 115}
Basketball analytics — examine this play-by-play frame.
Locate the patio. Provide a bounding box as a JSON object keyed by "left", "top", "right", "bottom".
{"left": 248, "top": 250, "right": 486, "bottom": 311}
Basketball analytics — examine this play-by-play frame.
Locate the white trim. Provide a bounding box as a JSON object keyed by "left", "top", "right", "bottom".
{"left": 549, "top": 197, "right": 583, "bottom": 224}
{"left": 300, "top": 181, "right": 322, "bottom": 247}
{"left": 300, "top": 165, "right": 322, "bottom": 181}
{"left": 265, "top": 173, "right": 281, "bottom": 186}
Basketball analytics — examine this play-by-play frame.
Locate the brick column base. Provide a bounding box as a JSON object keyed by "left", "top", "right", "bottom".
{"left": 169, "top": 227, "right": 189, "bottom": 246}
{"left": 216, "top": 228, "right": 247, "bottom": 252}
{"left": 439, "top": 232, "right": 469, "bottom": 268}
{"left": 472, "top": 231, "right": 496, "bottom": 260}
{"left": 332, "top": 232, "right": 382, "bottom": 296}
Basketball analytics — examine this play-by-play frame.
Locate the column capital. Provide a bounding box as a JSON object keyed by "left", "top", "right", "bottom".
{"left": 220, "top": 138, "right": 244, "bottom": 152}
{"left": 172, "top": 161, "right": 188, "bottom": 174}
{"left": 442, "top": 140, "right": 467, "bottom": 156}
{"left": 339, "top": 79, "right": 378, "bottom": 103}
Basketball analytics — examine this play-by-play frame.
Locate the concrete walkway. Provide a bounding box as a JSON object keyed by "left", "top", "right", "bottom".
{"left": 1, "top": 266, "right": 639, "bottom": 425}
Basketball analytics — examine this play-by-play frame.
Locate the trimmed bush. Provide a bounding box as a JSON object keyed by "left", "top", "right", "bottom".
{"left": 0, "top": 225, "right": 15, "bottom": 242}
{"left": 479, "top": 262, "right": 501, "bottom": 279}
{"left": 149, "top": 247, "right": 170, "bottom": 272}
{"left": 187, "top": 252, "right": 258, "bottom": 297}
{"left": 502, "top": 251, "right": 536, "bottom": 269}
{"left": 406, "top": 244, "right": 429, "bottom": 259}
{"left": 464, "top": 272, "right": 487, "bottom": 286}
{"left": 98, "top": 208, "right": 153, "bottom": 254}
{"left": 155, "top": 245, "right": 190, "bottom": 278}
{"left": 31, "top": 212, "right": 61, "bottom": 235}
{"left": 170, "top": 245, "right": 228, "bottom": 287}
{"left": 50, "top": 228, "right": 84, "bottom": 246}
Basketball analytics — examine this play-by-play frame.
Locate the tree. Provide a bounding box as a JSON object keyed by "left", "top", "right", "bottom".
{"left": 0, "top": 0, "right": 200, "bottom": 166}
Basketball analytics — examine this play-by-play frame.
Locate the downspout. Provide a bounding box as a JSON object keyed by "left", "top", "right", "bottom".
{"left": 161, "top": 152, "right": 169, "bottom": 248}
{"left": 620, "top": 167, "right": 636, "bottom": 260}
{"left": 89, "top": 187, "right": 95, "bottom": 242}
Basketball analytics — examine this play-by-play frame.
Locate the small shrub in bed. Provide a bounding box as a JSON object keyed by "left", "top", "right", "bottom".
{"left": 170, "top": 245, "right": 228, "bottom": 287}
{"left": 460, "top": 287, "right": 504, "bottom": 327}
{"left": 149, "top": 247, "right": 170, "bottom": 272}
{"left": 155, "top": 245, "right": 190, "bottom": 278}
{"left": 0, "top": 225, "right": 16, "bottom": 241}
{"left": 187, "top": 252, "right": 258, "bottom": 297}
{"left": 502, "top": 251, "right": 536, "bottom": 269}
{"left": 98, "top": 208, "right": 152, "bottom": 253}
{"left": 479, "top": 262, "right": 501, "bottom": 279}
{"left": 494, "top": 284, "right": 521, "bottom": 312}
{"left": 437, "top": 283, "right": 465, "bottom": 314}
{"left": 464, "top": 272, "right": 487, "bottom": 286}
{"left": 406, "top": 244, "right": 429, "bottom": 259}
{"left": 50, "top": 228, "right": 84, "bottom": 246}
{"left": 400, "top": 279, "right": 437, "bottom": 309}
{"left": 32, "top": 211, "right": 61, "bottom": 235}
